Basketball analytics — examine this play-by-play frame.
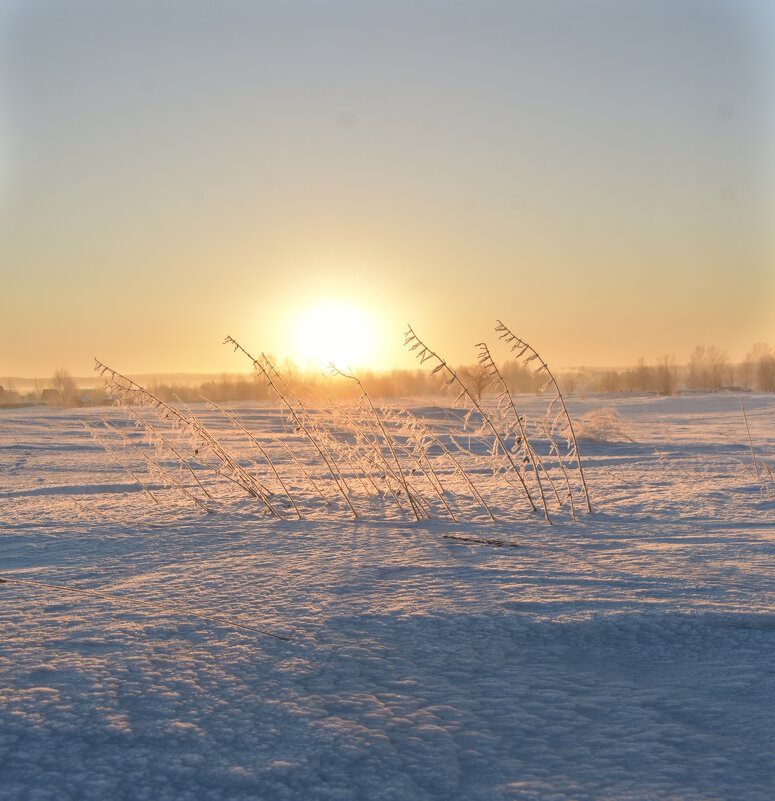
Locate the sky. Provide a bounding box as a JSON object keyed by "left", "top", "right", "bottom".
{"left": 1, "top": 0, "right": 773, "bottom": 377}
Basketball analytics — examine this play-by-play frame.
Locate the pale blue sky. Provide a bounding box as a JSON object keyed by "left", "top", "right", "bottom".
{"left": 1, "top": 0, "right": 773, "bottom": 375}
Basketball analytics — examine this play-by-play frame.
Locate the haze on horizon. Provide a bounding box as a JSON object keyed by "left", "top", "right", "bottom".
{"left": 1, "top": 0, "right": 773, "bottom": 378}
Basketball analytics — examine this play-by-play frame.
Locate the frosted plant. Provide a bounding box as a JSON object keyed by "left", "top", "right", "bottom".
{"left": 87, "top": 324, "right": 600, "bottom": 524}
{"left": 204, "top": 398, "right": 302, "bottom": 519}
{"left": 382, "top": 405, "right": 460, "bottom": 521}
{"left": 174, "top": 392, "right": 280, "bottom": 510}
{"left": 84, "top": 421, "right": 161, "bottom": 506}
{"left": 741, "top": 399, "right": 774, "bottom": 501}
{"left": 94, "top": 358, "right": 281, "bottom": 517}
{"left": 477, "top": 342, "right": 554, "bottom": 523}
{"left": 574, "top": 407, "right": 635, "bottom": 443}
{"left": 404, "top": 324, "right": 538, "bottom": 515}
{"left": 224, "top": 336, "right": 359, "bottom": 518}
{"left": 533, "top": 418, "right": 577, "bottom": 520}
{"left": 390, "top": 404, "right": 495, "bottom": 521}
{"left": 323, "top": 394, "right": 434, "bottom": 519}
{"left": 495, "top": 321, "right": 592, "bottom": 513}
{"left": 330, "top": 363, "right": 428, "bottom": 520}
{"left": 98, "top": 417, "right": 211, "bottom": 513}
{"left": 125, "top": 404, "right": 212, "bottom": 500}
{"left": 325, "top": 399, "right": 404, "bottom": 505}
{"left": 332, "top": 372, "right": 459, "bottom": 521}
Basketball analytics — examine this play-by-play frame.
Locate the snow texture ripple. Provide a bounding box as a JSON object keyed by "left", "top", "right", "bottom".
{"left": 1, "top": 394, "right": 774, "bottom": 800}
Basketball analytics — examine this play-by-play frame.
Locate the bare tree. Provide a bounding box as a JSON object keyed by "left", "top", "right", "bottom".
{"left": 561, "top": 371, "right": 582, "bottom": 396}
{"left": 458, "top": 363, "right": 491, "bottom": 403}
{"left": 654, "top": 355, "right": 678, "bottom": 396}
{"left": 600, "top": 370, "right": 620, "bottom": 393}
{"left": 707, "top": 346, "right": 730, "bottom": 389}
{"left": 625, "top": 358, "right": 654, "bottom": 393}
{"left": 747, "top": 343, "right": 775, "bottom": 392}
{"left": 500, "top": 360, "right": 540, "bottom": 393}
{"left": 687, "top": 345, "right": 729, "bottom": 390}
{"left": 736, "top": 356, "right": 754, "bottom": 391}
{"left": 52, "top": 368, "right": 76, "bottom": 406}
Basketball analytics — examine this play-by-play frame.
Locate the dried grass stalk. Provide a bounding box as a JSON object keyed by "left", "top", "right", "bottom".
{"left": 224, "top": 336, "right": 359, "bottom": 518}
{"left": 404, "top": 324, "right": 538, "bottom": 514}
{"left": 495, "top": 321, "right": 592, "bottom": 512}
{"left": 477, "top": 342, "right": 552, "bottom": 523}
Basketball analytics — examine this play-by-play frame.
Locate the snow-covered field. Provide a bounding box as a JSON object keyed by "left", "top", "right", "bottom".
{"left": 1, "top": 393, "right": 774, "bottom": 800}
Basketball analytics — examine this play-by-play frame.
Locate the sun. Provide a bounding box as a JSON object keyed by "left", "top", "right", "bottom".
{"left": 294, "top": 302, "right": 375, "bottom": 370}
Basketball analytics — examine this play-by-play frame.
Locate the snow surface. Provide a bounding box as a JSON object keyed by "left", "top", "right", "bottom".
{"left": 1, "top": 393, "right": 774, "bottom": 800}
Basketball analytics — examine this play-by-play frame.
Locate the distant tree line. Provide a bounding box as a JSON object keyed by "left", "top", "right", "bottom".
{"left": 564, "top": 343, "right": 775, "bottom": 396}
{"left": 1, "top": 342, "right": 773, "bottom": 407}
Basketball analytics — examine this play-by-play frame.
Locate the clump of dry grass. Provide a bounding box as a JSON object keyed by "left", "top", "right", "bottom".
{"left": 204, "top": 397, "right": 302, "bottom": 519}
{"left": 88, "top": 323, "right": 595, "bottom": 526}
{"left": 575, "top": 408, "right": 635, "bottom": 443}
{"left": 329, "top": 363, "right": 463, "bottom": 521}
{"left": 94, "top": 358, "right": 282, "bottom": 517}
{"left": 401, "top": 321, "right": 594, "bottom": 522}
{"left": 404, "top": 324, "right": 540, "bottom": 517}
{"left": 390, "top": 403, "right": 495, "bottom": 521}
{"left": 224, "top": 337, "right": 359, "bottom": 518}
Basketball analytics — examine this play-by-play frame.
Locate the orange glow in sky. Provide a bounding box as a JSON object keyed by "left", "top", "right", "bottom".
{"left": 1, "top": 1, "right": 773, "bottom": 377}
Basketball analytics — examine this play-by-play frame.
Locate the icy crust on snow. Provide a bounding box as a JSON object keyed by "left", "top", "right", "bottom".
{"left": 1, "top": 394, "right": 774, "bottom": 800}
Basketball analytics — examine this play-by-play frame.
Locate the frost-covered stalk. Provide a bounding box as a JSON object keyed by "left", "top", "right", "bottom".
{"left": 94, "top": 358, "right": 280, "bottom": 516}
{"left": 741, "top": 399, "right": 761, "bottom": 482}
{"left": 328, "top": 388, "right": 418, "bottom": 516}
{"left": 404, "top": 325, "right": 537, "bottom": 514}
{"left": 326, "top": 400, "right": 399, "bottom": 500}
{"left": 173, "top": 393, "right": 281, "bottom": 515}
{"left": 331, "top": 377, "right": 452, "bottom": 520}
{"left": 224, "top": 336, "right": 358, "bottom": 518}
{"left": 495, "top": 321, "right": 592, "bottom": 513}
{"left": 477, "top": 343, "right": 553, "bottom": 523}
{"left": 125, "top": 405, "right": 212, "bottom": 500}
{"left": 259, "top": 353, "right": 357, "bottom": 497}
{"left": 272, "top": 432, "right": 332, "bottom": 505}
{"left": 99, "top": 418, "right": 211, "bottom": 513}
{"left": 741, "top": 399, "right": 774, "bottom": 500}
{"left": 315, "top": 403, "right": 382, "bottom": 499}
{"left": 205, "top": 398, "right": 302, "bottom": 519}
{"left": 395, "top": 405, "right": 496, "bottom": 521}
{"left": 385, "top": 406, "right": 459, "bottom": 517}
{"left": 381, "top": 418, "right": 458, "bottom": 521}
{"left": 84, "top": 421, "right": 160, "bottom": 505}
{"left": 330, "top": 364, "right": 427, "bottom": 521}
{"left": 535, "top": 420, "right": 577, "bottom": 520}
{"left": 763, "top": 462, "right": 775, "bottom": 498}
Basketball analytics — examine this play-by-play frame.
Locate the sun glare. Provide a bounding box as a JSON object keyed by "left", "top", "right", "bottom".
{"left": 294, "top": 303, "right": 375, "bottom": 370}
